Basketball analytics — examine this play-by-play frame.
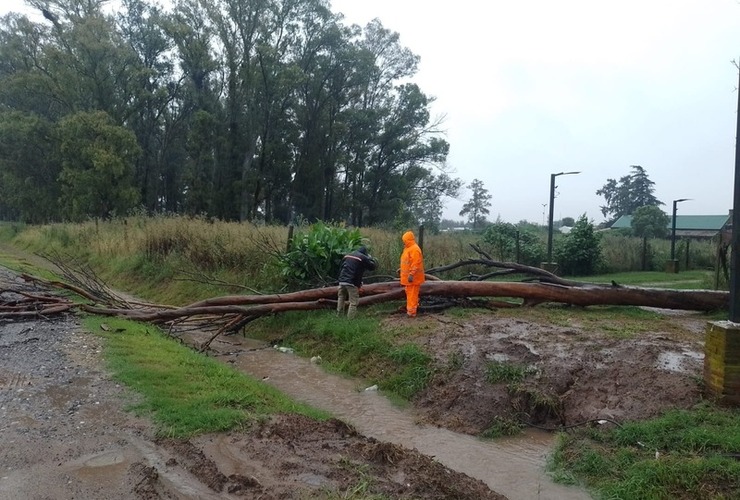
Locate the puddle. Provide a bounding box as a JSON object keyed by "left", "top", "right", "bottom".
{"left": 656, "top": 350, "right": 703, "bottom": 373}
{"left": 204, "top": 336, "right": 590, "bottom": 500}
{"left": 81, "top": 450, "right": 126, "bottom": 468}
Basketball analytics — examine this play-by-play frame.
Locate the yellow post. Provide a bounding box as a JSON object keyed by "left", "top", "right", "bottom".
{"left": 704, "top": 321, "right": 740, "bottom": 406}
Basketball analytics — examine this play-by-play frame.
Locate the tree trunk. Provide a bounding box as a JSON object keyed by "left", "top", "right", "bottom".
{"left": 181, "top": 280, "right": 727, "bottom": 312}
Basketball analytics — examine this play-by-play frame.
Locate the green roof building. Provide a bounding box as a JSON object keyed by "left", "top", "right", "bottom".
{"left": 610, "top": 213, "right": 731, "bottom": 238}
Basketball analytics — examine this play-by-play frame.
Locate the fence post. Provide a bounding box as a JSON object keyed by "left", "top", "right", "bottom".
{"left": 286, "top": 224, "right": 294, "bottom": 252}
{"left": 418, "top": 225, "right": 424, "bottom": 252}
{"left": 685, "top": 239, "right": 690, "bottom": 270}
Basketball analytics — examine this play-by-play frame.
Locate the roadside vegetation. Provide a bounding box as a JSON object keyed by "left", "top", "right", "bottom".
{"left": 83, "top": 315, "right": 328, "bottom": 437}
{"left": 0, "top": 217, "right": 737, "bottom": 499}
{"left": 550, "top": 403, "right": 740, "bottom": 498}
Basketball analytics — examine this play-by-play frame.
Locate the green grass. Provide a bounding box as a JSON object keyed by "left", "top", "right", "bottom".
{"left": 83, "top": 315, "right": 328, "bottom": 437}
{"left": 575, "top": 270, "right": 713, "bottom": 289}
{"left": 550, "top": 403, "right": 740, "bottom": 498}
{"left": 481, "top": 417, "right": 524, "bottom": 439}
{"left": 484, "top": 361, "right": 537, "bottom": 384}
{"left": 248, "top": 310, "right": 433, "bottom": 400}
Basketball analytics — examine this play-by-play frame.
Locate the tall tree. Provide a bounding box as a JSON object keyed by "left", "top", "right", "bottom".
{"left": 0, "top": 0, "right": 452, "bottom": 225}
{"left": 596, "top": 165, "right": 662, "bottom": 225}
{"left": 0, "top": 111, "right": 61, "bottom": 223}
{"left": 56, "top": 110, "right": 141, "bottom": 220}
{"left": 459, "top": 178, "right": 491, "bottom": 229}
{"left": 406, "top": 172, "right": 461, "bottom": 233}
{"left": 117, "top": 0, "right": 180, "bottom": 212}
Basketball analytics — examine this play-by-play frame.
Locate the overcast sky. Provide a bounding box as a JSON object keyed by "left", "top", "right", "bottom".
{"left": 332, "top": 0, "right": 740, "bottom": 224}
{"left": 3, "top": 0, "right": 739, "bottom": 224}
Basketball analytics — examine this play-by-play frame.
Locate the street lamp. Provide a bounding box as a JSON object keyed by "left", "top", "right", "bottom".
{"left": 670, "top": 198, "right": 691, "bottom": 262}
{"left": 546, "top": 171, "right": 580, "bottom": 263}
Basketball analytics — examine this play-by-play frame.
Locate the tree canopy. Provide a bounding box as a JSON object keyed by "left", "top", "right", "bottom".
{"left": 0, "top": 0, "right": 459, "bottom": 226}
{"left": 631, "top": 205, "right": 669, "bottom": 240}
{"left": 596, "top": 165, "right": 662, "bottom": 225}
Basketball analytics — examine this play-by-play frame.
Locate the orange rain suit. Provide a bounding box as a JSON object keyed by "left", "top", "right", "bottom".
{"left": 400, "top": 231, "right": 425, "bottom": 317}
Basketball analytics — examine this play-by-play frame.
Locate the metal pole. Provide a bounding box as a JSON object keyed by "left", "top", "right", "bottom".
{"left": 670, "top": 198, "right": 690, "bottom": 265}
{"left": 670, "top": 200, "right": 678, "bottom": 261}
{"left": 729, "top": 65, "right": 740, "bottom": 322}
{"left": 547, "top": 173, "right": 556, "bottom": 262}
{"left": 546, "top": 171, "right": 580, "bottom": 263}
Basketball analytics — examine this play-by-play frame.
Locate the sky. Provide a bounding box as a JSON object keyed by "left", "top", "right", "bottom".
{"left": 330, "top": 0, "right": 740, "bottom": 224}
{"left": 2, "top": 0, "right": 740, "bottom": 225}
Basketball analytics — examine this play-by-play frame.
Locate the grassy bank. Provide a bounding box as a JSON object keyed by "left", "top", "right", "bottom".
{"left": 82, "top": 315, "right": 328, "bottom": 437}
{"left": 550, "top": 403, "right": 740, "bottom": 498}
{"left": 246, "top": 309, "right": 433, "bottom": 401}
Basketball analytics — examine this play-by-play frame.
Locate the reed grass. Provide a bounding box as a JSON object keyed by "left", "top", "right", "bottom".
{"left": 0, "top": 216, "right": 725, "bottom": 305}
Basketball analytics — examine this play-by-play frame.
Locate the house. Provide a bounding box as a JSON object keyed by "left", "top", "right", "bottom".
{"left": 610, "top": 213, "right": 731, "bottom": 239}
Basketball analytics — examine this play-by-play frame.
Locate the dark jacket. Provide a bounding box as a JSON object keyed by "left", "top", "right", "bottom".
{"left": 337, "top": 247, "right": 377, "bottom": 287}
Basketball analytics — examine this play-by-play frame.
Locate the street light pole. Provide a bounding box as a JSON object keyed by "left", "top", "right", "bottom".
{"left": 670, "top": 198, "right": 690, "bottom": 262}
{"left": 547, "top": 171, "right": 580, "bottom": 263}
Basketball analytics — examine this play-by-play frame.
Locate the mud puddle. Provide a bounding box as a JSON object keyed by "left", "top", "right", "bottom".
{"left": 199, "top": 335, "right": 590, "bottom": 500}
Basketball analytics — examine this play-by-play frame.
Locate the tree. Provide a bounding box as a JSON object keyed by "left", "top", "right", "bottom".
{"left": 0, "top": 111, "right": 61, "bottom": 223}
{"left": 596, "top": 165, "right": 662, "bottom": 225}
{"left": 459, "top": 179, "right": 491, "bottom": 229}
{"left": 57, "top": 111, "right": 141, "bottom": 220}
{"left": 404, "top": 171, "right": 461, "bottom": 233}
{"left": 631, "top": 205, "right": 669, "bottom": 271}
{"left": 556, "top": 214, "right": 602, "bottom": 276}
{"left": 481, "top": 221, "right": 545, "bottom": 266}
{"left": 0, "top": 0, "right": 448, "bottom": 225}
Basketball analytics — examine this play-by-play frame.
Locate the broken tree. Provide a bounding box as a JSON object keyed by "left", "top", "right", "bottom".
{"left": 1, "top": 252, "right": 728, "bottom": 351}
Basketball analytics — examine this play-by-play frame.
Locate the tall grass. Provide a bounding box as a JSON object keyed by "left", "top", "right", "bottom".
{"left": 601, "top": 232, "right": 717, "bottom": 274}
{"left": 0, "top": 217, "right": 724, "bottom": 303}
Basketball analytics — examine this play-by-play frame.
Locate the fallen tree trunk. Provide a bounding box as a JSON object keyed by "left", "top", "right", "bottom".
{"left": 414, "top": 281, "right": 728, "bottom": 311}
{"left": 4, "top": 265, "right": 728, "bottom": 351}
{"left": 179, "top": 280, "right": 728, "bottom": 312}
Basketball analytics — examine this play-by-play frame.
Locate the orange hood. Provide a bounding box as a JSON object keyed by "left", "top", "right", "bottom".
{"left": 402, "top": 231, "right": 415, "bottom": 247}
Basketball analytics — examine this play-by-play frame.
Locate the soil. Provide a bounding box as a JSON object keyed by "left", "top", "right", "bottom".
{"left": 0, "top": 259, "right": 712, "bottom": 499}
{"left": 407, "top": 305, "right": 707, "bottom": 436}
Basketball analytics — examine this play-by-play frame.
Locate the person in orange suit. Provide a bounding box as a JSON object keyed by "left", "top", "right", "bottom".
{"left": 399, "top": 231, "right": 425, "bottom": 317}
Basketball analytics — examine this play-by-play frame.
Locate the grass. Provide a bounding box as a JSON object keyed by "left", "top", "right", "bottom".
{"left": 481, "top": 417, "right": 524, "bottom": 439}
{"left": 484, "top": 361, "right": 537, "bottom": 384}
{"left": 83, "top": 315, "right": 328, "bottom": 437}
{"left": 574, "top": 270, "right": 714, "bottom": 290}
{"left": 247, "top": 310, "right": 433, "bottom": 400}
{"left": 549, "top": 403, "right": 740, "bottom": 498}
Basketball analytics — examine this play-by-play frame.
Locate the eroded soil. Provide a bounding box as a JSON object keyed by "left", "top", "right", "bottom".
{"left": 406, "top": 306, "right": 707, "bottom": 436}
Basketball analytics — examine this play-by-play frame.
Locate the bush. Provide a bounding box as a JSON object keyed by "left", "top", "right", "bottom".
{"left": 556, "top": 215, "right": 603, "bottom": 276}
{"left": 278, "top": 222, "right": 366, "bottom": 287}
{"left": 481, "top": 222, "right": 545, "bottom": 266}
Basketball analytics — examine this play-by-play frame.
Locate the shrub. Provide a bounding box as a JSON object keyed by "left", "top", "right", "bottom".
{"left": 481, "top": 222, "right": 545, "bottom": 266}
{"left": 279, "top": 222, "right": 366, "bottom": 287}
{"left": 556, "top": 215, "right": 603, "bottom": 276}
